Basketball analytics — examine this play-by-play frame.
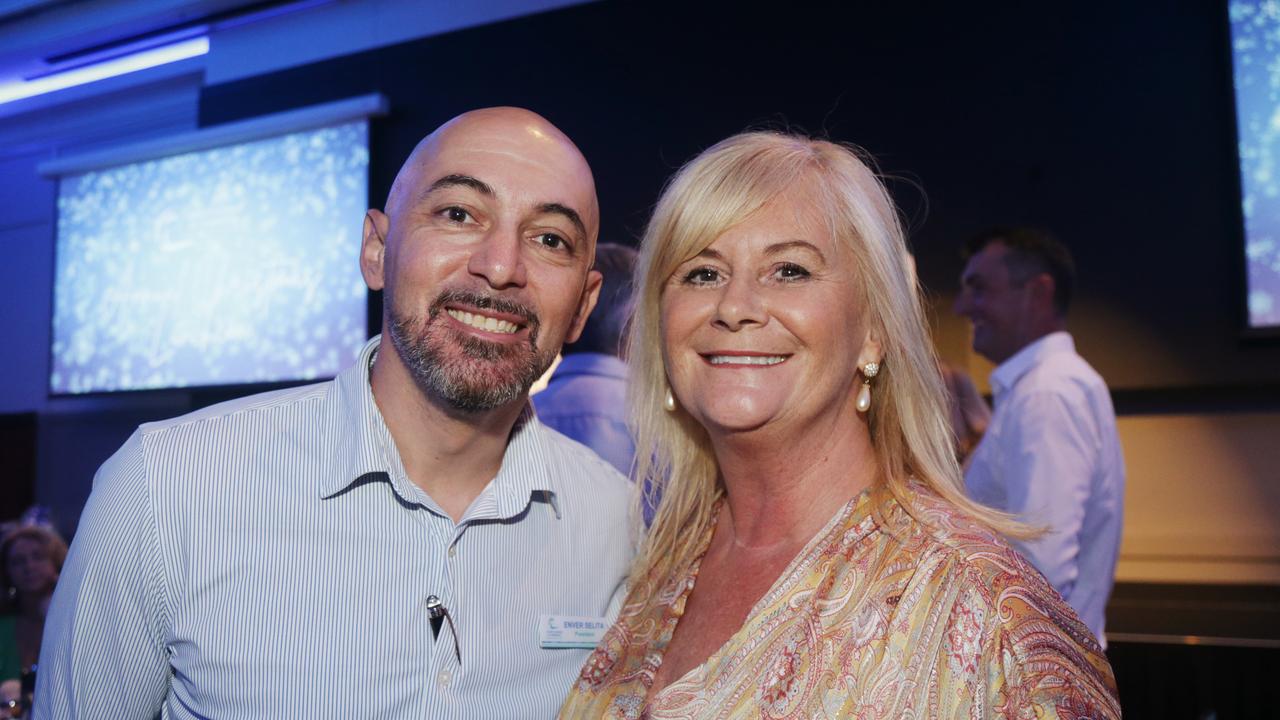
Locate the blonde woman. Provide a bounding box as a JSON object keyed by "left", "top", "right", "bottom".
{"left": 560, "top": 132, "right": 1119, "bottom": 718}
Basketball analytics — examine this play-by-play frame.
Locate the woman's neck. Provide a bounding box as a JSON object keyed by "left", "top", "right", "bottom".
{"left": 17, "top": 590, "right": 50, "bottom": 619}
{"left": 709, "top": 409, "right": 878, "bottom": 549}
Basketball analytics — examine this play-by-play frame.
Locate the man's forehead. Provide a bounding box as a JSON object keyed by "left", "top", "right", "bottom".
{"left": 430, "top": 113, "right": 589, "bottom": 176}
{"left": 417, "top": 146, "right": 590, "bottom": 190}
{"left": 436, "top": 120, "right": 566, "bottom": 151}
{"left": 416, "top": 136, "right": 593, "bottom": 210}
{"left": 410, "top": 164, "right": 596, "bottom": 231}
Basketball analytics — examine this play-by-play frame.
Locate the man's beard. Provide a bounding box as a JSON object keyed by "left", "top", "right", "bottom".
{"left": 388, "top": 289, "right": 550, "bottom": 412}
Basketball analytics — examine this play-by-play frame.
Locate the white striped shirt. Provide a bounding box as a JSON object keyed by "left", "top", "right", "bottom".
{"left": 37, "top": 336, "right": 635, "bottom": 719}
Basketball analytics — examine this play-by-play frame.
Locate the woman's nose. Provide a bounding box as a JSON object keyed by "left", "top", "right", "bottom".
{"left": 712, "top": 275, "right": 766, "bottom": 330}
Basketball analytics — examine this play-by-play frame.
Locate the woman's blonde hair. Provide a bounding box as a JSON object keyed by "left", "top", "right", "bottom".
{"left": 626, "top": 131, "right": 1021, "bottom": 600}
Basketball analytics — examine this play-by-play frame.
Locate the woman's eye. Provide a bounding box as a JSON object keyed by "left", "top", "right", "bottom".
{"left": 776, "top": 262, "right": 811, "bottom": 281}
{"left": 538, "top": 233, "right": 566, "bottom": 250}
{"left": 442, "top": 207, "right": 472, "bottom": 223}
{"left": 682, "top": 267, "right": 721, "bottom": 284}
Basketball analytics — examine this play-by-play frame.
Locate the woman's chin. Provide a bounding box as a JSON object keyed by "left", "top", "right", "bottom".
{"left": 691, "top": 400, "right": 786, "bottom": 437}
{"left": 14, "top": 579, "right": 54, "bottom": 598}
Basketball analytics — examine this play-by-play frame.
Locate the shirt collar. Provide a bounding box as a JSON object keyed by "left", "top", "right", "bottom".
{"left": 548, "top": 352, "right": 628, "bottom": 381}
{"left": 989, "top": 331, "right": 1075, "bottom": 401}
{"left": 324, "top": 335, "right": 388, "bottom": 497}
{"left": 485, "top": 408, "right": 561, "bottom": 520}
{"left": 323, "top": 335, "right": 560, "bottom": 521}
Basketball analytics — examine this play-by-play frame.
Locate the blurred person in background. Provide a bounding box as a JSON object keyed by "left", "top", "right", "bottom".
{"left": 534, "top": 242, "right": 638, "bottom": 476}
{"left": 941, "top": 362, "right": 991, "bottom": 464}
{"left": 954, "top": 226, "right": 1125, "bottom": 648}
{"left": 901, "top": 253, "right": 991, "bottom": 465}
{"left": 0, "top": 518, "right": 67, "bottom": 716}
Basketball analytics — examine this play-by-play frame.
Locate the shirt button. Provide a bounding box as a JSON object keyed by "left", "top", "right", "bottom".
{"left": 437, "top": 670, "right": 452, "bottom": 688}
{"left": 448, "top": 545, "right": 457, "bottom": 558}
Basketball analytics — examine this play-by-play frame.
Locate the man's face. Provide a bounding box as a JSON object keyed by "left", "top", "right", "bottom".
{"left": 363, "top": 111, "right": 601, "bottom": 412}
{"left": 954, "top": 242, "right": 1036, "bottom": 364}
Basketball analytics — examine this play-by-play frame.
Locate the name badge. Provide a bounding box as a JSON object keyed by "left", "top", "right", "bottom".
{"left": 538, "top": 614, "right": 609, "bottom": 649}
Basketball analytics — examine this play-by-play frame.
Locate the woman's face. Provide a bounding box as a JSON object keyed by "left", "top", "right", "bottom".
{"left": 6, "top": 537, "right": 57, "bottom": 597}
{"left": 660, "top": 191, "right": 879, "bottom": 438}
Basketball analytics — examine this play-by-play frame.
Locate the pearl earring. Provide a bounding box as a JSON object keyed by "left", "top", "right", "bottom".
{"left": 856, "top": 361, "right": 880, "bottom": 413}
{"left": 664, "top": 386, "right": 676, "bottom": 412}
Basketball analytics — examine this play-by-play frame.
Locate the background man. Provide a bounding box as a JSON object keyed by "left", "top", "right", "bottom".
{"left": 534, "top": 242, "right": 638, "bottom": 476}
{"left": 954, "top": 226, "right": 1125, "bottom": 647}
{"left": 37, "top": 107, "right": 633, "bottom": 718}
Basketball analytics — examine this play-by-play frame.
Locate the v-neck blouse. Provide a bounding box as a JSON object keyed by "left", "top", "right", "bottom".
{"left": 559, "top": 484, "right": 1119, "bottom": 719}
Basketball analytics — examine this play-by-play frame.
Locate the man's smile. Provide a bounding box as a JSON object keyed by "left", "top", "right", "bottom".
{"left": 445, "top": 307, "right": 521, "bottom": 334}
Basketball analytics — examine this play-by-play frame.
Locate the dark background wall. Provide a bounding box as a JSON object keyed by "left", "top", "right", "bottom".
{"left": 0, "top": 414, "right": 35, "bottom": 521}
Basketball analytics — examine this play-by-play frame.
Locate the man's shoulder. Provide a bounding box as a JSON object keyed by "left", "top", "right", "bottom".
{"left": 138, "top": 381, "right": 332, "bottom": 437}
{"left": 128, "top": 381, "right": 336, "bottom": 468}
{"left": 90, "top": 380, "right": 342, "bottom": 530}
{"left": 1014, "top": 345, "right": 1109, "bottom": 404}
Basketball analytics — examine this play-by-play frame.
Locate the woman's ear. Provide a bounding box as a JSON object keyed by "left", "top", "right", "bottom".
{"left": 857, "top": 329, "right": 883, "bottom": 368}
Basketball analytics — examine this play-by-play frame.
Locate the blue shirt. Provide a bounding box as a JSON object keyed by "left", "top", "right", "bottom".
{"left": 532, "top": 353, "right": 634, "bottom": 477}
{"left": 37, "top": 337, "right": 635, "bottom": 720}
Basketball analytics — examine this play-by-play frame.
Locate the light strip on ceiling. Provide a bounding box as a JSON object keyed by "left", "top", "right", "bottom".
{"left": 0, "top": 36, "right": 209, "bottom": 106}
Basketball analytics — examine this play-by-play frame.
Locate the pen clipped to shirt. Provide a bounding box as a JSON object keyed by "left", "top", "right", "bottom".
{"left": 426, "top": 595, "right": 461, "bottom": 664}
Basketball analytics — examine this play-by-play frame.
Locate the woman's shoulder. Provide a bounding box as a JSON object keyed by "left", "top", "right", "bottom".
{"left": 889, "top": 483, "right": 1025, "bottom": 573}
{"left": 887, "top": 484, "right": 1096, "bottom": 642}
{"left": 880, "top": 484, "right": 1120, "bottom": 716}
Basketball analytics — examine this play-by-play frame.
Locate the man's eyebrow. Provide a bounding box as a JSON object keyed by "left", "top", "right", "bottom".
{"left": 426, "top": 174, "right": 495, "bottom": 197}
{"left": 537, "top": 202, "right": 587, "bottom": 240}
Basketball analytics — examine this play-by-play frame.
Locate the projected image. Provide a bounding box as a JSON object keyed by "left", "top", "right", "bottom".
{"left": 1231, "top": 1, "right": 1280, "bottom": 329}
{"left": 51, "top": 121, "right": 370, "bottom": 393}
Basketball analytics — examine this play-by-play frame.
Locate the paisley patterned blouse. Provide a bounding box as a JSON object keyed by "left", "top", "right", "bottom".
{"left": 560, "top": 485, "right": 1120, "bottom": 719}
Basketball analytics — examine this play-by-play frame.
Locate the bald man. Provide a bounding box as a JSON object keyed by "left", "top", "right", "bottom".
{"left": 38, "top": 108, "right": 634, "bottom": 719}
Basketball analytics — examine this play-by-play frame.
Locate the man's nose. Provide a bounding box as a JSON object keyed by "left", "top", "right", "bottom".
{"left": 467, "top": 228, "right": 528, "bottom": 289}
{"left": 953, "top": 290, "right": 971, "bottom": 316}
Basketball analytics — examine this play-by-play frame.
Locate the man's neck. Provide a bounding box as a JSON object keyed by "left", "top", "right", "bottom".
{"left": 994, "top": 319, "right": 1069, "bottom": 366}
{"left": 1025, "top": 316, "right": 1068, "bottom": 348}
{"left": 369, "top": 340, "right": 526, "bottom": 522}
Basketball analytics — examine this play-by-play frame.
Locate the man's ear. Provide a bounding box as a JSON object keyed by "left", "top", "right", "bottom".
{"left": 361, "top": 210, "right": 390, "bottom": 291}
{"left": 1028, "top": 272, "right": 1056, "bottom": 312}
{"left": 564, "top": 269, "right": 604, "bottom": 344}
